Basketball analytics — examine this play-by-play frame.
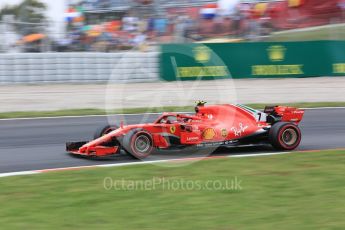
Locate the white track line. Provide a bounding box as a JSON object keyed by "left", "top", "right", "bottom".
{"left": 0, "top": 171, "right": 39, "bottom": 178}
{"left": 230, "top": 151, "right": 290, "bottom": 158}
{"left": 0, "top": 151, "right": 292, "bottom": 178}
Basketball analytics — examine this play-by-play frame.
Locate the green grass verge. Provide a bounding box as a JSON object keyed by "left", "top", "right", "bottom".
{"left": 268, "top": 23, "right": 345, "bottom": 42}
{"left": 1, "top": 102, "right": 345, "bottom": 119}
{"left": 0, "top": 150, "right": 344, "bottom": 229}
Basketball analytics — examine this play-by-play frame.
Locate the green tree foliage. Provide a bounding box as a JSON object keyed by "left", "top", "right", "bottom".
{"left": 0, "top": 0, "right": 47, "bottom": 35}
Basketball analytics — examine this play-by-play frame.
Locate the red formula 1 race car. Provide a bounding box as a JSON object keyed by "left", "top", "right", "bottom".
{"left": 66, "top": 103, "right": 305, "bottom": 159}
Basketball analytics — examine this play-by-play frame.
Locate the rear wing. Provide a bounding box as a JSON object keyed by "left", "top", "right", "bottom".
{"left": 264, "top": 106, "right": 305, "bottom": 124}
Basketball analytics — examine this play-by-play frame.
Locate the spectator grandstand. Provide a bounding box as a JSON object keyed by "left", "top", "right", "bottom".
{"left": 0, "top": 0, "right": 344, "bottom": 52}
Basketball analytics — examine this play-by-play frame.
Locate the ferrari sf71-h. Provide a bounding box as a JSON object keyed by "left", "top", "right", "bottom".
{"left": 66, "top": 103, "right": 304, "bottom": 159}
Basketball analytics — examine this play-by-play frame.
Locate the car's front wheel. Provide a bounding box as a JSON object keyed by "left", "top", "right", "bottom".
{"left": 269, "top": 122, "right": 301, "bottom": 150}
{"left": 122, "top": 129, "right": 154, "bottom": 159}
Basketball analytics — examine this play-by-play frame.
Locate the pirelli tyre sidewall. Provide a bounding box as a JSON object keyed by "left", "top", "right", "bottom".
{"left": 122, "top": 129, "right": 154, "bottom": 159}
{"left": 269, "top": 122, "right": 302, "bottom": 151}
{"left": 94, "top": 125, "right": 118, "bottom": 139}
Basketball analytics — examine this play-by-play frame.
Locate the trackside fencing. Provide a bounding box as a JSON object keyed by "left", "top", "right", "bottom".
{"left": 0, "top": 52, "right": 159, "bottom": 84}
{"left": 2, "top": 41, "right": 345, "bottom": 84}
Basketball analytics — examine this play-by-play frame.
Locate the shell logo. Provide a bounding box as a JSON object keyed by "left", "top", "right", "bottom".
{"left": 202, "top": 128, "right": 216, "bottom": 140}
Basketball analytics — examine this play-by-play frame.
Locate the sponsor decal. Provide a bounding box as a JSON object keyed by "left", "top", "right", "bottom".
{"left": 333, "top": 63, "right": 345, "bottom": 74}
{"left": 174, "top": 45, "right": 230, "bottom": 78}
{"left": 252, "top": 65, "right": 304, "bottom": 75}
{"left": 170, "top": 126, "right": 176, "bottom": 134}
{"left": 202, "top": 128, "right": 216, "bottom": 140}
{"left": 221, "top": 128, "right": 228, "bottom": 138}
{"left": 193, "top": 46, "right": 211, "bottom": 63}
{"left": 267, "top": 45, "right": 286, "bottom": 62}
{"left": 187, "top": 136, "right": 199, "bottom": 142}
{"left": 231, "top": 123, "right": 249, "bottom": 137}
{"left": 197, "top": 140, "right": 239, "bottom": 148}
{"left": 177, "top": 66, "right": 229, "bottom": 78}
{"left": 251, "top": 45, "right": 304, "bottom": 76}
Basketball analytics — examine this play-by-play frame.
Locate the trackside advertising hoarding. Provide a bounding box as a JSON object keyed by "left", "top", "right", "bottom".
{"left": 160, "top": 41, "right": 345, "bottom": 81}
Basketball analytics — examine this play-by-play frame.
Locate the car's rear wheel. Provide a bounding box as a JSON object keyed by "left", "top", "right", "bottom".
{"left": 269, "top": 122, "right": 301, "bottom": 150}
{"left": 122, "top": 129, "right": 154, "bottom": 159}
{"left": 94, "top": 125, "right": 118, "bottom": 139}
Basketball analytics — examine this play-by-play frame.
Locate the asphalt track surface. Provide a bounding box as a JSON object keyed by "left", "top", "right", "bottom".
{"left": 0, "top": 108, "right": 344, "bottom": 173}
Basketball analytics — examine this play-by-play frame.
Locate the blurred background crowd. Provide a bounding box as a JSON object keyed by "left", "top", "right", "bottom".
{"left": 0, "top": 0, "right": 344, "bottom": 53}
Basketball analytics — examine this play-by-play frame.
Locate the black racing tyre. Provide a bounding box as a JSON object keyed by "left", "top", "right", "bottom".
{"left": 122, "top": 129, "right": 154, "bottom": 159}
{"left": 269, "top": 122, "right": 301, "bottom": 151}
{"left": 94, "top": 125, "right": 118, "bottom": 139}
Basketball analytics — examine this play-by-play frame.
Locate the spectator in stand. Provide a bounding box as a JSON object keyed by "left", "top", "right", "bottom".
{"left": 122, "top": 14, "right": 139, "bottom": 32}
{"left": 338, "top": 1, "right": 345, "bottom": 20}
{"left": 138, "top": 18, "right": 148, "bottom": 33}
{"left": 184, "top": 16, "right": 200, "bottom": 41}
{"left": 248, "top": 5, "right": 261, "bottom": 41}
{"left": 240, "top": 3, "right": 252, "bottom": 39}
{"left": 214, "top": 14, "right": 224, "bottom": 35}
{"left": 232, "top": 4, "right": 243, "bottom": 37}
{"left": 174, "top": 16, "right": 187, "bottom": 43}
{"left": 132, "top": 32, "right": 147, "bottom": 51}
{"left": 154, "top": 17, "right": 168, "bottom": 37}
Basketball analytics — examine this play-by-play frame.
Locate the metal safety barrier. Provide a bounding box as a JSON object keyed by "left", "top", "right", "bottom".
{"left": 0, "top": 52, "right": 159, "bottom": 84}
